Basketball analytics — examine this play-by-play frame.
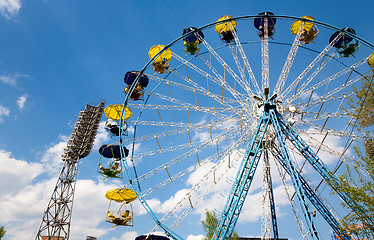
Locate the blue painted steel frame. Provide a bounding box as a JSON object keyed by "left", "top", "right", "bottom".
{"left": 213, "top": 100, "right": 361, "bottom": 240}
{"left": 118, "top": 14, "right": 374, "bottom": 240}
{"left": 270, "top": 108, "right": 321, "bottom": 240}
{"left": 276, "top": 114, "right": 374, "bottom": 232}
{"left": 263, "top": 148, "right": 279, "bottom": 239}
{"left": 213, "top": 104, "right": 271, "bottom": 239}
{"left": 271, "top": 147, "right": 351, "bottom": 240}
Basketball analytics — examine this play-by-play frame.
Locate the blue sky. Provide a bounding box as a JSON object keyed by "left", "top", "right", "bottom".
{"left": 0, "top": 0, "right": 374, "bottom": 240}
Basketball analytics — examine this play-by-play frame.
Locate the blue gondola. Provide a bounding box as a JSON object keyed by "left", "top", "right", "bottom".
{"left": 182, "top": 27, "right": 204, "bottom": 55}
{"left": 124, "top": 71, "right": 149, "bottom": 88}
{"left": 254, "top": 12, "right": 276, "bottom": 38}
{"left": 124, "top": 71, "right": 149, "bottom": 100}
{"left": 329, "top": 28, "right": 359, "bottom": 57}
{"left": 135, "top": 235, "right": 170, "bottom": 240}
{"left": 99, "top": 144, "right": 129, "bottom": 159}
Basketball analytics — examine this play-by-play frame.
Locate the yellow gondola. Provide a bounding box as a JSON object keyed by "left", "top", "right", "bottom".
{"left": 290, "top": 16, "right": 315, "bottom": 34}
{"left": 290, "top": 16, "right": 318, "bottom": 44}
{"left": 368, "top": 52, "right": 374, "bottom": 68}
{"left": 105, "top": 188, "right": 137, "bottom": 227}
{"left": 104, "top": 104, "right": 132, "bottom": 121}
{"left": 148, "top": 45, "right": 173, "bottom": 74}
{"left": 215, "top": 15, "right": 237, "bottom": 43}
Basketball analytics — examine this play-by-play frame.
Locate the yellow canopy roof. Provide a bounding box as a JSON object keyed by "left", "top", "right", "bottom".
{"left": 368, "top": 52, "right": 374, "bottom": 68}
{"left": 290, "top": 16, "right": 315, "bottom": 35}
{"left": 148, "top": 45, "right": 173, "bottom": 64}
{"left": 105, "top": 188, "right": 137, "bottom": 203}
{"left": 104, "top": 104, "right": 132, "bottom": 121}
{"left": 215, "top": 15, "right": 237, "bottom": 34}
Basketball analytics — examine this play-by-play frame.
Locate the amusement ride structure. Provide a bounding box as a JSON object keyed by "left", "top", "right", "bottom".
{"left": 111, "top": 13, "right": 374, "bottom": 240}
{"left": 36, "top": 13, "right": 374, "bottom": 240}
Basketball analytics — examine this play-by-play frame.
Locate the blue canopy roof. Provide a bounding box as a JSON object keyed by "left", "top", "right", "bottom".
{"left": 329, "top": 28, "right": 355, "bottom": 48}
{"left": 182, "top": 27, "right": 204, "bottom": 43}
{"left": 124, "top": 71, "right": 149, "bottom": 88}
{"left": 99, "top": 144, "right": 129, "bottom": 158}
{"left": 254, "top": 12, "right": 276, "bottom": 30}
{"left": 135, "top": 235, "right": 170, "bottom": 240}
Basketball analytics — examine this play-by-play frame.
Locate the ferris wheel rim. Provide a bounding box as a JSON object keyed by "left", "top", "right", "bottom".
{"left": 117, "top": 13, "right": 374, "bottom": 240}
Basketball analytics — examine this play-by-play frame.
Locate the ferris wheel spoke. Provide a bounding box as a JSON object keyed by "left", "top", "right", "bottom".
{"left": 149, "top": 92, "right": 236, "bottom": 119}
{"left": 232, "top": 29, "right": 261, "bottom": 95}
{"left": 290, "top": 72, "right": 363, "bottom": 110}
{"left": 297, "top": 92, "right": 354, "bottom": 112}
{"left": 129, "top": 117, "right": 235, "bottom": 129}
{"left": 261, "top": 18, "right": 270, "bottom": 91}
{"left": 288, "top": 59, "right": 367, "bottom": 105}
{"left": 128, "top": 119, "right": 239, "bottom": 160}
{"left": 157, "top": 132, "right": 250, "bottom": 230}
{"left": 173, "top": 52, "right": 248, "bottom": 106}
{"left": 170, "top": 71, "right": 243, "bottom": 109}
{"left": 129, "top": 103, "right": 237, "bottom": 118}
{"left": 281, "top": 34, "right": 342, "bottom": 102}
{"left": 228, "top": 44, "right": 255, "bottom": 96}
{"left": 123, "top": 116, "right": 240, "bottom": 146}
{"left": 296, "top": 121, "right": 362, "bottom": 146}
{"left": 299, "top": 109, "right": 354, "bottom": 125}
{"left": 147, "top": 69, "right": 241, "bottom": 109}
{"left": 275, "top": 32, "right": 302, "bottom": 95}
{"left": 200, "top": 40, "right": 252, "bottom": 100}
{"left": 138, "top": 126, "right": 244, "bottom": 197}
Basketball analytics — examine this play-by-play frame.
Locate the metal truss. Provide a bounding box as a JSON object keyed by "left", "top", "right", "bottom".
{"left": 212, "top": 97, "right": 370, "bottom": 240}
{"left": 35, "top": 102, "right": 105, "bottom": 240}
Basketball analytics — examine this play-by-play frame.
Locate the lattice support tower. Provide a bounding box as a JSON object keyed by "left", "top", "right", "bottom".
{"left": 211, "top": 93, "right": 369, "bottom": 240}
{"left": 35, "top": 102, "right": 105, "bottom": 240}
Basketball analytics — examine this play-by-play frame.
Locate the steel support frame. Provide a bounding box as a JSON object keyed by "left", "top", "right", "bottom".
{"left": 213, "top": 99, "right": 359, "bottom": 240}
{"left": 271, "top": 147, "right": 350, "bottom": 240}
{"left": 213, "top": 106, "right": 271, "bottom": 240}
{"left": 263, "top": 147, "right": 279, "bottom": 239}
{"left": 269, "top": 109, "right": 321, "bottom": 240}
{"left": 276, "top": 113, "right": 374, "bottom": 232}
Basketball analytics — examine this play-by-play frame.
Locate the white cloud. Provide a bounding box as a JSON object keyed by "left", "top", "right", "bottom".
{"left": 187, "top": 234, "right": 205, "bottom": 240}
{"left": 0, "top": 149, "right": 43, "bottom": 196}
{"left": 93, "top": 121, "right": 110, "bottom": 150}
{"left": 39, "top": 136, "right": 68, "bottom": 175}
{"left": 193, "top": 130, "right": 210, "bottom": 143}
{"left": 0, "top": 104, "right": 10, "bottom": 122}
{"left": 0, "top": 0, "right": 20, "bottom": 19}
{"left": 0, "top": 72, "right": 27, "bottom": 86}
{"left": 16, "top": 93, "right": 28, "bottom": 110}
{"left": 110, "top": 231, "right": 138, "bottom": 240}
{"left": 70, "top": 179, "right": 118, "bottom": 239}
{"left": 0, "top": 137, "right": 122, "bottom": 239}
{"left": 298, "top": 127, "right": 348, "bottom": 170}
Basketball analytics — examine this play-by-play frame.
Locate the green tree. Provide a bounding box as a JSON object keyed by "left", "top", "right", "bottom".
{"left": 334, "top": 71, "right": 374, "bottom": 238}
{"left": 0, "top": 226, "right": 6, "bottom": 240}
{"left": 333, "top": 135, "right": 374, "bottom": 238}
{"left": 347, "top": 71, "right": 374, "bottom": 129}
{"left": 201, "top": 210, "right": 239, "bottom": 240}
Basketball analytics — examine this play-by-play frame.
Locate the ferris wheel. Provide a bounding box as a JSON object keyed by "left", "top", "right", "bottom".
{"left": 117, "top": 13, "right": 374, "bottom": 240}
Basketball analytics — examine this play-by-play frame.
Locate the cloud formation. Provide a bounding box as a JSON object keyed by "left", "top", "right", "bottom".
{"left": 0, "top": 137, "right": 119, "bottom": 239}
{"left": 0, "top": 0, "right": 21, "bottom": 19}
{"left": 0, "top": 104, "right": 10, "bottom": 122}
{"left": 0, "top": 72, "right": 28, "bottom": 86}
{"left": 16, "top": 94, "right": 28, "bottom": 110}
